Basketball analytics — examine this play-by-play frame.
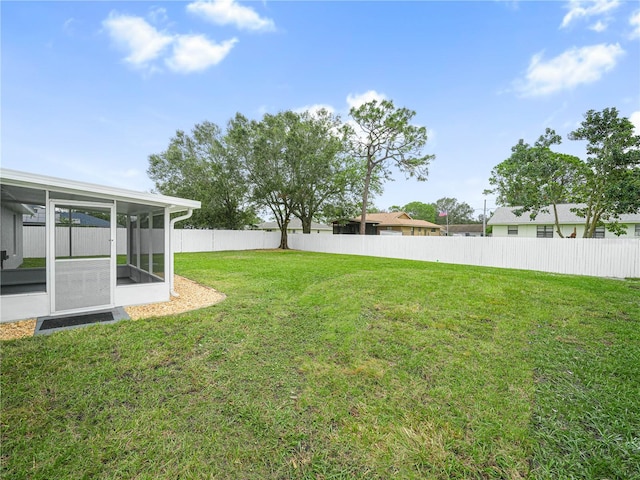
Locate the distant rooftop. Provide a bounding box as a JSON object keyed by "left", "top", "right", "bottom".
{"left": 488, "top": 203, "right": 640, "bottom": 225}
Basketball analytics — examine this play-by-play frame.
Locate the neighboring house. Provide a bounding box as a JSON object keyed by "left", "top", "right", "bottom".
{"left": 333, "top": 212, "right": 444, "bottom": 236}
{"left": 256, "top": 218, "right": 333, "bottom": 234}
{"left": 488, "top": 204, "right": 640, "bottom": 238}
{"left": 24, "top": 206, "right": 112, "bottom": 227}
{"left": 1, "top": 169, "right": 200, "bottom": 323}
{"left": 446, "top": 224, "right": 485, "bottom": 237}
{"left": 21, "top": 205, "right": 47, "bottom": 226}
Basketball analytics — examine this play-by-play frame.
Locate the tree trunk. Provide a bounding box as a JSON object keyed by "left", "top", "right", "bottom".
{"left": 360, "top": 163, "right": 373, "bottom": 235}
{"left": 584, "top": 210, "right": 601, "bottom": 238}
{"left": 302, "top": 217, "right": 311, "bottom": 234}
{"left": 279, "top": 219, "right": 289, "bottom": 249}
{"left": 552, "top": 204, "right": 564, "bottom": 238}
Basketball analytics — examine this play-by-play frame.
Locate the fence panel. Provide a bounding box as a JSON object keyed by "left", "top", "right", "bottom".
{"left": 24, "top": 226, "right": 128, "bottom": 258}
{"left": 172, "top": 230, "right": 280, "bottom": 253}
{"left": 23, "top": 226, "right": 46, "bottom": 258}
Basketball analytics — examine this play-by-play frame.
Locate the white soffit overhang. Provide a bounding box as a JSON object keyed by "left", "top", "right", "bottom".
{"left": 0, "top": 168, "right": 201, "bottom": 213}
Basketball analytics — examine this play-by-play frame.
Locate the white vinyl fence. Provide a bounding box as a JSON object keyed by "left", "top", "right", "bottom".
{"left": 172, "top": 229, "right": 280, "bottom": 252}
{"left": 24, "top": 227, "right": 129, "bottom": 257}
{"left": 22, "top": 227, "right": 640, "bottom": 278}
{"left": 288, "top": 234, "right": 640, "bottom": 279}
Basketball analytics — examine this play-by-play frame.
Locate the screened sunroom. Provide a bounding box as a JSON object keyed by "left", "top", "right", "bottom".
{"left": 0, "top": 169, "right": 200, "bottom": 323}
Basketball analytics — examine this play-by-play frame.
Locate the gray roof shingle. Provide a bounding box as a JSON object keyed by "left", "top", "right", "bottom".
{"left": 488, "top": 203, "right": 640, "bottom": 225}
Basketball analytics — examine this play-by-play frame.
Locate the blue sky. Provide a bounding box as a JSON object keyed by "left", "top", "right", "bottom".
{"left": 2, "top": 0, "right": 639, "bottom": 218}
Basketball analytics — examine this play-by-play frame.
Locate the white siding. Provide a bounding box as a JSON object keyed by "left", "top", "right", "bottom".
{"left": 493, "top": 223, "right": 639, "bottom": 238}
{"left": 1, "top": 205, "right": 24, "bottom": 269}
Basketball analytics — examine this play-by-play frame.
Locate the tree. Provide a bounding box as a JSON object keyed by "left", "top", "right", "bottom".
{"left": 227, "top": 112, "right": 296, "bottom": 249}
{"left": 400, "top": 201, "right": 436, "bottom": 222}
{"left": 486, "top": 108, "right": 640, "bottom": 238}
{"left": 347, "top": 99, "right": 434, "bottom": 234}
{"left": 568, "top": 107, "right": 640, "bottom": 237}
{"left": 432, "top": 197, "right": 475, "bottom": 224}
{"left": 148, "top": 122, "right": 254, "bottom": 229}
{"left": 287, "top": 109, "right": 355, "bottom": 234}
{"left": 487, "top": 129, "right": 586, "bottom": 237}
{"left": 227, "top": 110, "right": 356, "bottom": 248}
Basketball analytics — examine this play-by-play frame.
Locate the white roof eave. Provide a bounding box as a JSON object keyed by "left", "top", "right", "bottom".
{"left": 1, "top": 168, "right": 201, "bottom": 211}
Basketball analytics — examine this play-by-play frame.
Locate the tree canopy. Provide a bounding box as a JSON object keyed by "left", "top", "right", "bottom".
{"left": 487, "top": 129, "right": 585, "bottom": 237}
{"left": 287, "top": 110, "right": 355, "bottom": 234}
{"left": 228, "top": 112, "right": 305, "bottom": 249}
{"left": 149, "top": 100, "right": 435, "bottom": 246}
{"left": 148, "top": 122, "right": 255, "bottom": 229}
{"left": 390, "top": 201, "right": 437, "bottom": 223}
{"left": 568, "top": 107, "right": 640, "bottom": 237}
{"left": 432, "top": 197, "right": 475, "bottom": 224}
{"left": 226, "top": 110, "right": 357, "bottom": 249}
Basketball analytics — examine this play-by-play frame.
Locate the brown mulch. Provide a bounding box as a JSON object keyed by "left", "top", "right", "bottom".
{"left": 0, "top": 275, "right": 225, "bottom": 341}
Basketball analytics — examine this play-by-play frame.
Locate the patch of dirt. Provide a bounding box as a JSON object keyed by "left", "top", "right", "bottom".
{"left": 0, "top": 275, "right": 225, "bottom": 341}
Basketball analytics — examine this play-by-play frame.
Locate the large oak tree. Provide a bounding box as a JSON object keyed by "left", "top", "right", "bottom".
{"left": 227, "top": 110, "right": 358, "bottom": 248}
{"left": 148, "top": 121, "right": 254, "bottom": 229}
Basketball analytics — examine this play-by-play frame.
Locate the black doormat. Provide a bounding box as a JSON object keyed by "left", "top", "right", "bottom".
{"left": 35, "top": 307, "right": 130, "bottom": 335}
{"left": 39, "top": 311, "right": 115, "bottom": 330}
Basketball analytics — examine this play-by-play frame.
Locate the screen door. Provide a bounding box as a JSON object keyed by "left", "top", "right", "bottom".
{"left": 51, "top": 201, "right": 115, "bottom": 314}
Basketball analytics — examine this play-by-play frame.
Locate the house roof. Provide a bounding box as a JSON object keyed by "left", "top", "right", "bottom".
{"left": 488, "top": 204, "right": 640, "bottom": 225}
{"left": 354, "top": 212, "right": 444, "bottom": 230}
{"left": 0, "top": 169, "right": 201, "bottom": 214}
{"left": 257, "top": 218, "right": 332, "bottom": 230}
{"left": 446, "top": 224, "right": 484, "bottom": 233}
{"left": 59, "top": 211, "right": 111, "bottom": 227}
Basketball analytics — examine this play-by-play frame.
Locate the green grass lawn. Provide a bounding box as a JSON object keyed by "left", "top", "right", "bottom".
{"left": 19, "top": 255, "right": 129, "bottom": 268}
{"left": 2, "top": 250, "right": 639, "bottom": 479}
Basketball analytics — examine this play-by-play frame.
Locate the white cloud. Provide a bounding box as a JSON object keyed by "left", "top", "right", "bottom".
{"left": 515, "top": 43, "right": 624, "bottom": 97}
{"left": 589, "top": 20, "right": 608, "bottom": 32}
{"left": 346, "top": 90, "right": 387, "bottom": 110}
{"left": 294, "top": 104, "right": 336, "bottom": 116}
{"left": 630, "top": 111, "right": 640, "bottom": 135}
{"left": 292, "top": 91, "right": 392, "bottom": 124}
{"left": 166, "top": 35, "right": 237, "bottom": 73}
{"left": 630, "top": 10, "right": 640, "bottom": 39}
{"left": 187, "top": 0, "right": 275, "bottom": 32}
{"left": 103, "top": 12, "right": 173, "bottom": 67}
{"left": 560, "top": 0, "right": 620, "bottom": 28}
{"left": 103, "top": 11, "right": 237, "bottom": 74}
{"left": 148, "top": 6, "right": 169, "bottom": 25}
{"left": 63, "top": 17, "right": 76, "bottom": 35}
